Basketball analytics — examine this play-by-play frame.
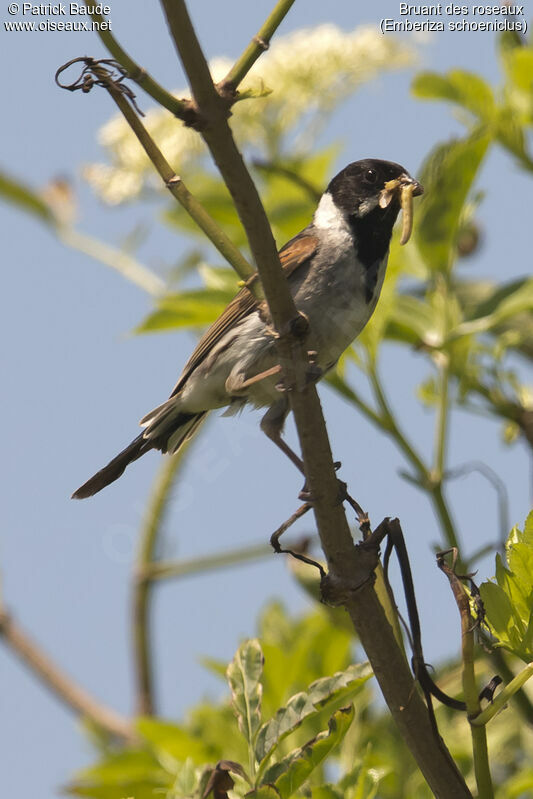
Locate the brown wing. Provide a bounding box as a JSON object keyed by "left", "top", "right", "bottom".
{"left": 170, "top": 231, "right": 319, "bottom": 396}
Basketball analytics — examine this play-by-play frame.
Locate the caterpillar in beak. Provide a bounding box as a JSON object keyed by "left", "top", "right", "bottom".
{"left": 379, "top": 179, "right": 420, "bottom": 245}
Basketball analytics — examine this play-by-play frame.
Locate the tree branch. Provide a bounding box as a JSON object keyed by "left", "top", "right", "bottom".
{"left": 143, "top": 541, "right": 279, "bottom": 582}
{"left": 0, "top": 611, "right": 135, "bottom": 743}
{"left": 89, "top": 64, "right": 254, "bottom": 283}
{"left": 59, "top": 226, "right": 165, "bottom": 296}
{"left": 133, "top": 451, "right": 185, "bottom": 716}
{"left": 219, "top": 0, "right": 296, "bottom": 93}
{"left": 437, "top": 552, "right": 494, "bottom": 798}
{"left": 157, "top": 3, "right": 471, "bottom": 795}
{"left": 83, "top": 0, "right": 189, "bottom": 118}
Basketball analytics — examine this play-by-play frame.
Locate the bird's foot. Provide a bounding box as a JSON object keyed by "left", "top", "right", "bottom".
{"left": 298, "top": 461, "right": 342, "bottom": 502}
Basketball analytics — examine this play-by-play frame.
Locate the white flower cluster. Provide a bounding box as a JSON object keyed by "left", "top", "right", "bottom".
{"left": 84, "top": 25, "right": 415, "bottom": 204}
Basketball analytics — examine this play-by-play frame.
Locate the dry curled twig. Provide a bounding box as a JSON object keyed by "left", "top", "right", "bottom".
{"left": 55, "top": 56, "right": 145, "bottom": 116}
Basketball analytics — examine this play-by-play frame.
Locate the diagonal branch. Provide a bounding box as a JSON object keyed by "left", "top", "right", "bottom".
{"left": 0, "top": 610, "right": 135, "bottom": 743}
{"left": 86, "top": 60, "right": 254, "bottom": 283}
{"left": 82, "top": 0, "right": 189, "bottom": 118}
{"left": 219, "top": 0, "right": 296, "bottom": 93}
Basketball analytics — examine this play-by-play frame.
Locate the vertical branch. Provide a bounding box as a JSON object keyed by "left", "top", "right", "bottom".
{"left": 133, "top": 451, "right": 185, "bottom": 715}
{"left": 155, "top": 4, "right": 472, "bottom": 796}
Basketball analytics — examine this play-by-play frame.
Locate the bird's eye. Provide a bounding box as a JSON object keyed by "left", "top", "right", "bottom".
{"left": 364, "top": 169, "right": 378, "bottom": 185}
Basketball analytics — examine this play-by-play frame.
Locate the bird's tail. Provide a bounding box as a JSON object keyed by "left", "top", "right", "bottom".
{"left": 72, "top": 407, "right": 207, "bottom": 499}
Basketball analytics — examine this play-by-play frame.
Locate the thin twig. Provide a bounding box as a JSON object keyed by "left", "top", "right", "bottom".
{"left": 437, "top": 551, "right": 494, "bottom": 798}
{"left": 483, "top": 644, "right": 533, "bottom": 725}
{"left": 133, "top": 451, "right": 185, "bottom": 716}
{"left": 82, "top": 0, "right": 190, "bottom": 118}
{"left": 253, "top": 159, "right": 322, "bottom": 203}
{"left": 430, "top": 483, "right": 461, "bottom": 552}
{"left": 83, "top": 60, "right": 254, "bottom": 283}
{"left": 472, "top": 662, "right": 533, "bottom": 727}
{"left": 445, "top": 461, "right": 510, "bottom": 552}
{"left": 143, "top": 540, "right": 286, "bottom": 581}
{"left": 368, "top": 362, "right": 428, "bottom": 479}
{"left": 219, "top": 0, "right": 296, "bottom": 93}
{"left": 433, "top": 358, "right": 451, "bottom": 483}
{"left": 0, "top": 611, "right": 135, "bottom": 742}
{"left": 367, "top": 363, "right": 461, "bottom": 552}
{"left": 59, "top": 227, "right": 165, "bottom": 296}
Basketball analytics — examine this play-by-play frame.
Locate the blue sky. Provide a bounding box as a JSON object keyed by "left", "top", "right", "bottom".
{"left": 1, "top": 2, "right": 532, "bottom": 797}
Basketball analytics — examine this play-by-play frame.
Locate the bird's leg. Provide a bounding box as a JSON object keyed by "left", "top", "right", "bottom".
{"left": 260, "top": 386, "right": 343, "bottom": 501}
{"left": 225, "top": 364, "right": 282, "bottom": 393}
{"left": 260, "top": 398, "right": 305, "bottom": 476}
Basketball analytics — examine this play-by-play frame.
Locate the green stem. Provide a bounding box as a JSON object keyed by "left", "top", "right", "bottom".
{"left": 485, "top": 645, "right": 533, "bottom": 724}
{"left": 133, "top": 452, "right": 184, "bottom": 716}
{"left": 220, "top": 0, "right": 296, "bottom": 91}
{"left": 472, "top": 662, "right": 533, "bottom": 727}
{"left": 83, "top": 0, "right": 188, "bottom": 118}
{"left": 326, "top": 372, "right": 384, "bottom": 429}
{"left": 368, "top": 363, "right": 428, "bottom": 479}
{"left": 144, "top": 541, "right": 277, "bottom": 581}
{"left": 440, "top": 556, "right": 494, "bottom": 799}
{"left": 430, "top": 483, "right": 460, "bottom": 552}
{"left": 461, "top": 618, "right": 491, "bottom": 797}
{"left": 91, "top": 65, "right": 254, "bottom": 283}
{"left": 59, "top": 227, "right": 165, "bottom": 296}
{"left": 434, "top": 360, "right": 451, "bottom": 482}
{"left": 367, "top": 363, "right": 461, "bottom": 552}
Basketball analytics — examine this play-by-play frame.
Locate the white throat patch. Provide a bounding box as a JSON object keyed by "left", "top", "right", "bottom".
{"left": 313, "top": 192, "right": 351, "bottom": 235}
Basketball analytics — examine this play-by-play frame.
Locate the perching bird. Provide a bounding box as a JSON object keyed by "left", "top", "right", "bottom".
{"left": 73, "top": 159, "right": 423, "bottom": 499}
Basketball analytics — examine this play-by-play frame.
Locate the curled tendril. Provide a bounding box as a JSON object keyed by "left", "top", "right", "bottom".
{"left": 55, "top": 56, "right": 145, "bottom": 116}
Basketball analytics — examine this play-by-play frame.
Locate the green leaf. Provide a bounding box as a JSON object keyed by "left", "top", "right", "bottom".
{"left": 412, "top": 70, "right": 495, "bottom": 119}
{"left": 339, "top": 743, "right": 388, "bottom": 799}
{"left": 386, "top": 295, "right": 443, "bottom": 347}
{"left": 259, "top": 705, "right": 354, "bottom": 798}
{"left": 247, "top": 786, "right": 281, "bottom": 799}
{"left": 0, "top": 169, "right": 56, "bottom": 226}
{"left": 258, "top": 604, "right": 354, "bottom": 721}
{"left": 495, "top": 107, "right": 533, "bottom": 172}
{"left": 503, "top": 49, "right": 533, "bottom": 94}
{"left": 480, "top": 513, "right": 533, "bottom": 661}
{"left": 135, "top": 287, "right": 233, "bottom": 333}
{"left": 66, "top": 750, "right": 170, "bottom": 799}
{"left": 136, "top": 717, "right": 213, "bottom": 766}
{"left": 170, "top": 757, "right": 198, "bottom": 798}
{"left": 200, "top": 655, "right": 229, "bottom": 679}
{"left": 451, "top": 277, "right": 533, "bottom": 339}
{"left": 227, "top": 638, "right": 264, "bottom": 747}
{"left": 255, "top": 664, "right": 371, "bottom": 765}
{"left": 415, "top": 132, "right": 490, "bottom": 273}
{"left": 310, "top": 787, "right": 342, "bottom": 799}
{"left": 479, "top": 581, "right": 514, "bottom": 640}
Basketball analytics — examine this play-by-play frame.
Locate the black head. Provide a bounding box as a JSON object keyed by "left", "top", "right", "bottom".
{"left": 327, "top": 159, "right": 422, "bottom": 218}
{"left": 326, "top": 158, "right": 423, "bottom": 268}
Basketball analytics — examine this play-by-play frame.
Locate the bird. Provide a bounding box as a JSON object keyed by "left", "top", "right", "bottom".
{"left": 72, "top": 159, "right": 423, "bottom": 499}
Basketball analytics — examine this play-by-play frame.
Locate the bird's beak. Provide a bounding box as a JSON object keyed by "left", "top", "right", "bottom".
{"left": 379, "top": 173, "right": 424, "bottom": 245}
{"left": 400, "top": 173, "right": 424, "bottom": 197}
